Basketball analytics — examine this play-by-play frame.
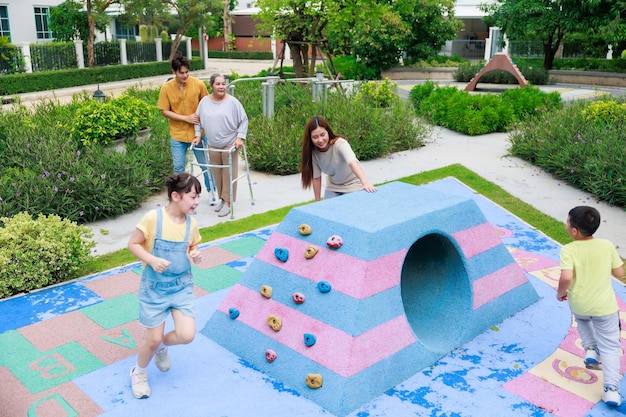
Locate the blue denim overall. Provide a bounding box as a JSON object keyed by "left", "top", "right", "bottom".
{"left": 138, "top": 208, "right": 195, "bottom": 328}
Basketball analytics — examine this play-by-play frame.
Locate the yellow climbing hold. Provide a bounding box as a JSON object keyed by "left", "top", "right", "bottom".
{"left": 298, "top": 224, "right": 312, "bottom": 235}
{"left": 260, "top": 285, "right": 273, "bottom": 299}
{"left": 306, "top": 373, "right": 323, "bottom": 389}
{"left": 267, "top": 314, "right": 282, "bottom": 331}
{"left": 304, "top": 245, "right": 319, "bottom": 259}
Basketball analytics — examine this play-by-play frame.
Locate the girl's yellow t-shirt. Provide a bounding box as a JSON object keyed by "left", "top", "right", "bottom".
{"left": 136, "top": 208, "right": 201, "bottom": 255}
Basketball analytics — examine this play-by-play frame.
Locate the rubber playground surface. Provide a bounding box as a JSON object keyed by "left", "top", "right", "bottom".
{"left": 2, "top": 178, "right": 625, "bottom": 417}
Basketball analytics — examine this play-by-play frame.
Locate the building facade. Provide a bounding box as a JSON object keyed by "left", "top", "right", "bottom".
{"left": 1, "top": 0, "right": 135, "bottom": 44}
{"left": 2, "top": 0, "right": 495, "bottom": 59}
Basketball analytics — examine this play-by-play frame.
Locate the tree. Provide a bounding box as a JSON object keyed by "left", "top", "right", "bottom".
{"left": 480, "top": 0, "right": 618, "bottom": 69}
{"left": 256, "top": 0, "right": 327, "bottom": 77}
{"left": 395, "top": 0, "right": 461, "bottom": 61}
{"left": 84, "top": 0, "right": 118, "bottom": 68}
{"left": 161, "top": 0, "right": 219, "bottom": 60}
{"left": 325, "top": 0, "right": 411, "bottom": 72}
{"left": 50, "top": 0, "right": 89, "bottom": 41}
{"left": 51, "top": 1, "right": 110, "bottom": 44}
{"left": 121, "top": 0, "right": 224, "bottom": 60}
{"left": 256, "top": 0, "right": 460, "bottom": 77}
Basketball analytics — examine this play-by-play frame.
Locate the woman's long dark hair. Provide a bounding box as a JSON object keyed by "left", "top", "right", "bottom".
{"left": 300, "top": 116, "right": 340, "bottom": 189}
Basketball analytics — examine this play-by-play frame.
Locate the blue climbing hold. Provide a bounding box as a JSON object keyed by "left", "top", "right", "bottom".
{"left": 304, "top": 333, "right": 316, "bottom": 347}
{"left": 317, "top": 281, "right": 331, "bottom": 293}
{"left": 229, "top": 308, "right": 240, "bottom": 319}
{"left": 274, "top": 247, "right": 289, "bottom": 262}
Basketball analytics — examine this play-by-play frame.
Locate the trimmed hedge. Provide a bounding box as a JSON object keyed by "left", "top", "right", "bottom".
{"left": 207, "top": 50, "right": 273, "bottom": 60}
{"left": 513, "top": 57, "right": 626, "bottom": 73}
{"left": 0, "top": 59, "right": 193, "bottom": 95}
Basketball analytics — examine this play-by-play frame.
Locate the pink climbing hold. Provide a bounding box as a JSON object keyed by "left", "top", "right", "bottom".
{"left": 292, "top": 292, "right": 306, "bottom": 304}
{"left": 326, "top": 235, "right": 343, "bottom": 249}
{"left": 265, "top": 349, "right": 277, "bottom": 363}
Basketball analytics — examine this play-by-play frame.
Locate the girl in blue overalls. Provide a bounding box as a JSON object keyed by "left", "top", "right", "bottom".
{"left": 127, "top": 172, "right": 203, "bottom": 399}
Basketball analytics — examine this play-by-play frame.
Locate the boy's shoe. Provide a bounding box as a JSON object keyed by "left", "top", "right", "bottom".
{"left": 214, "top": 200, "right": 225, "bottom": 212}
{"left": 603, "top": 386, "right": 621, "bottom": 407}
{"left": 130, "top": 367, "right": 150, "bottom": 399}
{"left": 155, "top": 347, "right": 171, "bottom": 372}
{"left": 584, "top": 347, "right": 601, "bottom": 370}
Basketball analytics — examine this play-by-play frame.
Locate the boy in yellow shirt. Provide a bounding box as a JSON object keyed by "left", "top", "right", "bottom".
{"left": 557, "top": 205, "right": 624, "bottom": 407}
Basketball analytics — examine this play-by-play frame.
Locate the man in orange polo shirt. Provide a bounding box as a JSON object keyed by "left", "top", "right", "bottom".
{"left": 158, "top": 51, "right": 216, "bottom": 204}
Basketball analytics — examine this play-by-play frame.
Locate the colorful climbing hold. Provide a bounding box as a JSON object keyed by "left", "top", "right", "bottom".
{"left": 267, "top": 314, "right": 282, "bottom": 331}
{"left": 304, "top": 333, "right": 316, "bottom": 347}
{"left": 228, "top": 308, "right": 240, "bottom": 319}
{"left": 274, "top": 247, "right": 289, "bottom": 262}
{"left": 298, "top": 223, "right": 312, "bottom": 235}
{"left": 306, "top": 373, "right": 323, "bottom": 389}
{"left": 304, "top": 245, "right": 319, "bottom": 259}
{"left": 292, "top": 292, "right": 306, "bottom": 304}
{"left": 260, "top": 285, "right": 273, "bottom": 299}
{"left": 265, "top": 349, "right": 277, "bottom": 363}
{"left": 317, "top": 281, "right": 332, "bottom": 293}
{"left": 326, "top": 235, "right": 343, "bottom": 249}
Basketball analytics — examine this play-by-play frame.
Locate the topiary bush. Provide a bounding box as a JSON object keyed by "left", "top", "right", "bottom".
{"left": 0, "top": 212, "right": 95, "bottom": 298}
{"left": 68, "top": 94, "right": 153, "bottom": 147}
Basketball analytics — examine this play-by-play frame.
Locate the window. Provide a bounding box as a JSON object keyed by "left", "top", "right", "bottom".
{"left": 34, "top": 6, "right": 52, "bottom": 39}
{"left": 0, "top": 6, "right": 10, "bottom": 40}
{"left": 114, "top": 19, "right": 137, "bottom": 40}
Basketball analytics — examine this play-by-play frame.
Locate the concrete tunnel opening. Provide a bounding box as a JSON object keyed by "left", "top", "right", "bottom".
{"left": 400, "top": 232, "right": 471, "bottom": 354}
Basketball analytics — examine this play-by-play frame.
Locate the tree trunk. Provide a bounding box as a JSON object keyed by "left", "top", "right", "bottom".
{"left": 223, "top": 0, "right": 231, "bottom": 51}
{"left": 170, "top": 33, "right": 183, "bottom": 61}
{"left": 543, "top": 43, "right": 555, "bottom": 70}
{"left": 87, "top": 0, "right": 95, "bottom": 68}
{"left": 309, "top": 44, "right": 317, "bottom": 77}
{"left": 290, "top": 43, "right": 304, "bottom": 77}
{"left": 302, "top": 43, "right": 309, "bottom": 75}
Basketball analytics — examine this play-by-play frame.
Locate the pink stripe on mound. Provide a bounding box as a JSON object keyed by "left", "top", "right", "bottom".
{"left": 255, "top": 232, "right": 406, "bottom": 299}
{"left": 503, "top": 373, "right": 594, "bottom": 417}
{"left": 452, "top": 222, "right": 501, "bottom": 258}
{"left": 218, "top": 284, "right": 416, "bottom": 377}
{"left": 472, "top": 263, "right": 529, "bottom": 309}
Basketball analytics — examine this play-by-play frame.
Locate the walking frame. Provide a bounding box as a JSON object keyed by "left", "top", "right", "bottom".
{"left": 190, "top": 142, "right": 255, "bottom": 219}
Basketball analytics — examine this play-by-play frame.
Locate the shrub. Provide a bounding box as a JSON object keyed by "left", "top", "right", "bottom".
{"left": 405, "top": 55, "right": 465, "bottom": 67}
{"left": 0, "top": 58, "right": 204, "bottom": 95}
{"left": 0, "top": 212, "right": 95, "bottom": 298}
{"left": 409, "top": 82, "right": 562, "bottom": 135}
{"left": 68, "top": 94, "right": 153, "bottom": 146}
{"left": 501, "top": 86, "right": 562, "bottom": 121}
{"left": 509, "top": 99, "right": 626, "bottom": 206}
{"left": 354, "top": 78, "right": 400, "bottom": 108}
{"left": 0, "top": 90, "right": 171, "bottom": 223}
{"left": 581, "top": 99, "right": 626, "bottom": 124}
{"left": 332, "top": 55, "right": 380, "bottom": 80}
{"left": 244, "top": 82, "right": 429, "bottom": 175}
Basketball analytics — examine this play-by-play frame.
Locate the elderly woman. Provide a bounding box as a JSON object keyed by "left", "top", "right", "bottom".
{"left": 194, "top": 74, "right": 249, "bottom": 217}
